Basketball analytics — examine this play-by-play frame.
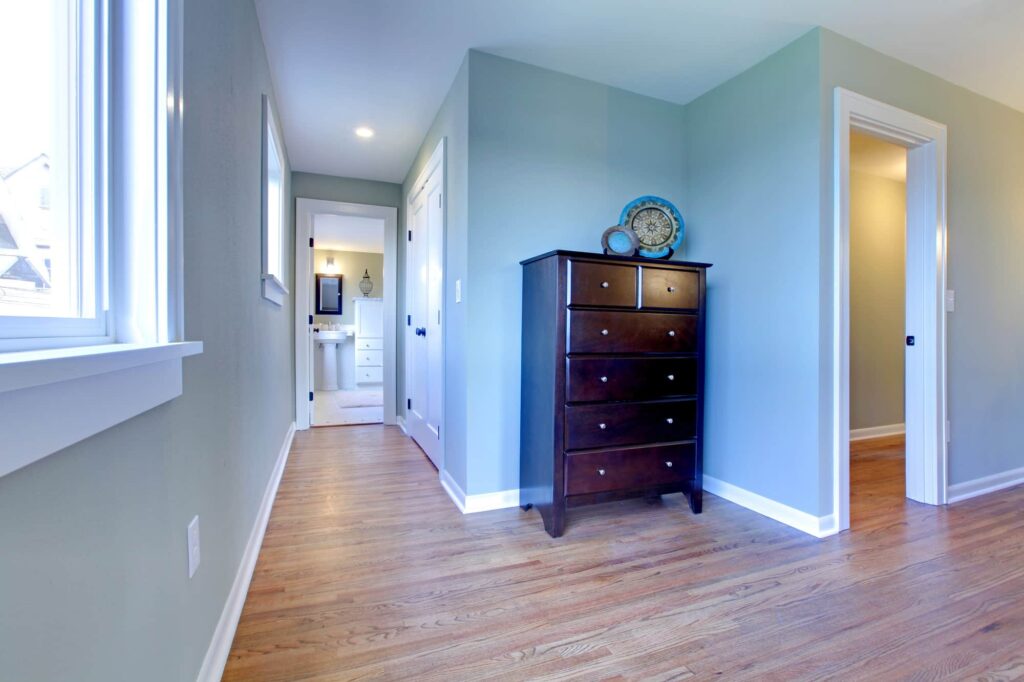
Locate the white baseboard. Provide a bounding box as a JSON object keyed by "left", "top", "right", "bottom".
{"left": 439, "top": 468, "right": 519, "bottom": 514}
{"left": 947, "top": 465, "right": 1024, "bottom": 504}
{"left": 704, "top": 475, "right": 836, "bottom": 538}
{"left": 850, "top": 423, "right": 905, "bottom": 441}
{"left": 196, "top": 421, "right": 295, "bottom": 682}
{"left": 396, "top": 415, "right": 407, "bottom": 435}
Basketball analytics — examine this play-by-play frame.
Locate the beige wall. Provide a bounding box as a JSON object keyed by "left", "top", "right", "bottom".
{"left": 313, "top": 249, "right": 383, "bottom": 326}
{"left": 850, "top": 168, "right": 906, "bottom": 430}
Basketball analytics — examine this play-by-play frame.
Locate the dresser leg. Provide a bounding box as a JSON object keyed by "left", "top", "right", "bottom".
{"left": 689, "top": 484, "right": 703, "bottom": 514}
{"left": 520, "top": 503, "right": 533, "bottom": 511}
{"left": 540, "top": 506, "right": 565, "bottom": 538}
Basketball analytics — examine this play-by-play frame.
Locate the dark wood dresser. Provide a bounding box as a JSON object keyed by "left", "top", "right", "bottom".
{"left": 519, "top": 250, "right": 710, "bottom": 537}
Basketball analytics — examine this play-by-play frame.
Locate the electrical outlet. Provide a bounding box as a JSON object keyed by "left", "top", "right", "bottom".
{"left": 455, "top": 279, "right": 462, "bottom": 303}
{"left": 187, "top": 515, "right": 200, "bottom": 578}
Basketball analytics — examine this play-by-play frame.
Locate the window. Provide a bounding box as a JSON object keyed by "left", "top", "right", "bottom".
{"left": 0, "top": 0, "right": 202, "bottom": 479}
{"left": 0, "top": 0, "right": 105, "bottom": 341}
{"left": 261, "top": 95, "right": 288, "bottom": 305}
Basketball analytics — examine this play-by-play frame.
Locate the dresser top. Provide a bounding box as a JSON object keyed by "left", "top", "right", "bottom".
{"left": 520, "top": 249, "right": 712, "bottom": 268}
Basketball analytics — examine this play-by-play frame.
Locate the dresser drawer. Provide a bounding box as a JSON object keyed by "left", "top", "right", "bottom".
{"left": 641, "top": 267, "right": 699, "bottom": 310}
{"left": 568, "top": 310, "right": 697, "bottom": 354}
{"left": 356, "top": 366, "right": 383, "bottom": 383}
{"left": 568, "top": 261, "right": 637, "bottom": 308}
{"left": 356, "top": 337, "right": 383, "bottom": 350}
{"left": 356, "top": 349, "right": 383, "bottom": 367}
{"left": 565, "top": 399, "right": 696, "bottom": 451}
{"left": 566, "top": 357, "right": 698, "bottom": 403}
{"left": 565, "top": 443, "right": 695, "bottom": 495}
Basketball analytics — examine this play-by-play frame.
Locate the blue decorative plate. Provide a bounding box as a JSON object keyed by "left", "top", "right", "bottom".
{"left": 619, "top": 196, "right": 684, "bottom": 259}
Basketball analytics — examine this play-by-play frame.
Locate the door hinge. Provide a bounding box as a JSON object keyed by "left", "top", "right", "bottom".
{"left": 438, "top": 193, "right": 442, "bottom": 208}
{"left": 407, "top": 314, "right": 412, "bottom": 326}
{"left": 308, "top": 315, "right": 313, "bottom": 325}
{"left": 408, "top": 230, "right": 412, "bottom": 242}
{"left": 309, "top": 391, "right": 314, "bottom": 402}
{"left": 437, "top": 309, "right": 441, "bottom": 324}
{"left": 309, "top": 237, "right": 314, "bottom": 248}
{"left": 407, "top": 398, "right": 412, "bottom": 410}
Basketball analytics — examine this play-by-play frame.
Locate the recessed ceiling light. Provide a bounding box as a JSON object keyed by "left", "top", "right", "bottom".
{"left": 355, "top": 127, "right": 375, "bottom": 139}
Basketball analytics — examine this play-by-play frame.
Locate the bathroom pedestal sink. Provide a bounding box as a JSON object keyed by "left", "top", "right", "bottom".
{"left": 315, "top": 330, "right": 350, "bottom": 391}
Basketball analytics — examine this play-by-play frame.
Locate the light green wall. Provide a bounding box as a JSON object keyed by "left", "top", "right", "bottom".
{"left": 464, "top": 50, "right": 687, "bottom": 495}
{"left": 402, "top": 54, "right": 469, "bottom": 491}
{"left": 819, "top": 28, "right": 1024, "bottom": 488}
{"left": 850, "top": 169, "right": 905, "bottom": 431}
{"left": 683, "top": 31, "right": 824, "bottom": 515}
{"left": 312, "top": 248, "right": 383, "bottom": 326}
{"left": 0, "top": 1, "right": 294, "bottom": 680}
{"left": 291, "top": 171, "right": 401, "bottom": 208}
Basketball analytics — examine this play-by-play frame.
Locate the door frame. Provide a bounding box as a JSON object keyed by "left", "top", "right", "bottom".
{"left": 833, "top": 87, "right": 949, "bottom": 531}
{"left": 403, "top": 137, "right": 446, "bottom": 471}
{"left": 294, "top": 198, "right": 398, "bottom": 429}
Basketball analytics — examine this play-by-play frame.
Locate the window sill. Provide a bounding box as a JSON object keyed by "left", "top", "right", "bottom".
{"left": 0, "top": 341, "right": 203, "bottom": 478}
{"left": 262, "top": 274, "right": 289, "bottom": 306}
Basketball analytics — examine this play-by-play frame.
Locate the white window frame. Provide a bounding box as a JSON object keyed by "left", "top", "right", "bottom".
{"left": 261, "top": 95, "right": 288, "bottom": 306}
{"left": 0, "top": 0, "right": 202, "bottom": 480}
{"left": 0, "top": 0, "right": 110, "bottom": 347}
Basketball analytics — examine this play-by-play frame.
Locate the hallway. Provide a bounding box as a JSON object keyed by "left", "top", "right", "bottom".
{"left": 223, "top": 427, "right": 1024, "bottom": 680}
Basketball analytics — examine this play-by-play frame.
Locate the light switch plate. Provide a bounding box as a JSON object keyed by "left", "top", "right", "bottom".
{"left": 945, "top": 289, "right": 955, "bottom": 312}
{"left": 187, "top": 515, "right": 200, "bottom": 578}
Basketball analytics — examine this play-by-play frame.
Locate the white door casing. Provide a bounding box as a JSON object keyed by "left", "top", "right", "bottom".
{"left": 833, "top": 88, "right": 948, "bottom": 532}
{"left": 294, "top": 198, "right": 398, "bottom": 429}
{"left": 405, "top": 138, "right": 445, "bottom": 468}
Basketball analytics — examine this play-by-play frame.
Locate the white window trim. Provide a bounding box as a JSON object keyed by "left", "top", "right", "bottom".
{"left": 261, "top": 94, "right": 288, "bottom": 306}
{"left": 0, "top": 0, "right": 202, "bottom": 480}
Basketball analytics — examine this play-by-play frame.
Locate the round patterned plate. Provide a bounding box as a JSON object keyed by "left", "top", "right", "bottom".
{"left": 619, "top": 196, "right": 684, "bottom": 259}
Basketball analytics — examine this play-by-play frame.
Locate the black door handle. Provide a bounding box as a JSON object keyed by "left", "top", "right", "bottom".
{"left": 415, "top": 327, "right": 426, "bottom": 337}
{"left": 906, "top": 336, "right": 915, "bottom": 346}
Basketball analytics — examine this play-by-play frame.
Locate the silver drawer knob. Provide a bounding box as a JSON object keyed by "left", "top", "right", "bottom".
{"left": 601, "top": 329, "right": 609, "bottom": 336}
{"left": 600, "top": 281, "right": 609, "bottom": 288}
{"left": 667, "top": 330, "right": 676, "bottom": 337}
{"left": 597, "top": 468, "right": 606, "bottom": 476}
{"left": 667, "top": 286, "right": 676, "bottom": 292}
{"left": 600, "top": 376, "right": 608, "bottom": 383}
{"left": 666, "top": 417, "right": 674, "bottom": 424}
{"left": 667, "top": 374, "right": 675, "bottom": 381}
{"left": 599, "top": 423, "right": 607, "bottom": 430}
{"left": 665, "top": 461, "right": 673, "bottom": 468}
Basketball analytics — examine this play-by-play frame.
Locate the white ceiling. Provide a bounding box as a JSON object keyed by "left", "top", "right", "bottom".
{"left": 313, "top": 214, "right": 385, "bottom": 253}
{"left": 851, "top": 131, "right": 907, "bottom": 183}
{"left": 255, "top": 0, "right": 1024, "bottom": 184}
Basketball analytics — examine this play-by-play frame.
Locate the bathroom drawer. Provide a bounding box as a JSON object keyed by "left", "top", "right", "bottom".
{"left": 356, "top": 366, "right": 383, "bottom": 384}
{"left": 356, "top": 337, "right": 383, "bottom": 351}
{"left": 356, "top": 350, "right": 383, "bottom": 367}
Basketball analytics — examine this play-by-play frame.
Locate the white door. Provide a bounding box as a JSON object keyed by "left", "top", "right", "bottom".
{"left": 405, "top": 163, "right": 443, "bottom": 467}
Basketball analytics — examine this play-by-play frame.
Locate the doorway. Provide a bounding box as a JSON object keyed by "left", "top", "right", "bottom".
{"left": 295, "top": 199, "right": 398, "bottom": 430}
{"left": 833, "top": 88, "right": 949, "bottom": 532}
{"left": 848, "top": 131, "right": 908, "bottom": 524}
{"left": 403, "top": 138, "right": 445, "bottom": 469}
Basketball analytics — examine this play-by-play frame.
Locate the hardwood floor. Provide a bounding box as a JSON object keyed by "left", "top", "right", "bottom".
{"left": 223, "top": 428, "right": 1024, "bottom": 681}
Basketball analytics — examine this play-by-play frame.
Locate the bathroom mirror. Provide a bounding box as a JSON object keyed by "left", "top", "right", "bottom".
{"left": 315, "top": 274, "right": 342, "bottom": 315}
